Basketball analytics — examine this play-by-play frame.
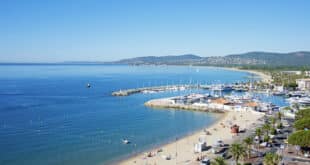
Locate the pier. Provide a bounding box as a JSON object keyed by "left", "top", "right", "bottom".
{"left": 112, "top": 84, "right": 211, "bottom": 96}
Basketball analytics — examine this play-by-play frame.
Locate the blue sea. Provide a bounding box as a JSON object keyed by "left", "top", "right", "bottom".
{"left": 0, "top": 65, "right": 287, "bottom": 165}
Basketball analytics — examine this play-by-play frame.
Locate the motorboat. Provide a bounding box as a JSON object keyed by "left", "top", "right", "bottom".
{"left": 211, "top": 85, "right": 233, "bottom": 92}
{"left": 122, "top": 139, "right": 130, "bottom": 144}
{"left": 86, "top": 83, "right": 91, "bottom": 88}
{"left": 298, "top": 97, "right": 310, "bottom": 106}
{"left": 272, "top": 91, "right": 286, "bottom": 96}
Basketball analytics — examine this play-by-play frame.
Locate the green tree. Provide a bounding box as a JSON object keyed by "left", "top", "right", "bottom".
{"left": 255, "top": 128, "right": 262, "bottom": 137}
{"left": 262, "top": 124, "right": 271, "bottom": 135}
{"left": 276, "top": 122, "right": 283, "bottom": 129}
{"left": 295, "top": 108, "right": 310, "bottom": 121}
{"left": 288, "top": 130, "right": 310, "bottom": 147}
{"left": 263, "top": 152, "right": 281, "bottom": 165}
{"left": 243, "top": 137, "right": 253, "bottom": 159}
{"left": 229, "top": 143, "right": 246, "bottom": 165}
{"left": 294, "top": 118, "right": 310, "bottom": 130}
{"left": 263, "top": 134, "right": 270, "bottom": 142}
{"left": 211, "top": 157, "right": 226, "bottom": 165}
{"left": 270, "top": 117, "right": 276, "bottom": 128}
{"left": 277, "top": 112, "right": 282, "bottom": 120}
{"left": 270, "top": 128, "right": 277, "bottom": 135}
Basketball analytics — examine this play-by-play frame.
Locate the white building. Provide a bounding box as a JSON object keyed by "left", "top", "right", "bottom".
{"left": 305, "top": 71, "right": 310, "bottom": 77}
{"left": 296, "top": 79, "right": 310, "bottom": 90}
{"left": 281, "top": 71, "right": 302, "bottom": 75}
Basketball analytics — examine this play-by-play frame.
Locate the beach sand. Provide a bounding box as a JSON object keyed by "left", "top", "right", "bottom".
{"left": 119, "top": 110, "right": 264, "bottom": 165}
{"left": 221, "top": 67, "right": 272, "bottom": 83}
{"left": 118, "top": 67, "right": 268, "bottom": 165}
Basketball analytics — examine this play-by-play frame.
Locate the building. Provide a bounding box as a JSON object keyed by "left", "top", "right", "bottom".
{"left": 296, "top": 79, "right": 310, "bottom": 90}
{"left": 281, "top": 71, "right": 302, "bottom": 75}
{"left": 305, "top": 71, "right": 310, "bottom": 77}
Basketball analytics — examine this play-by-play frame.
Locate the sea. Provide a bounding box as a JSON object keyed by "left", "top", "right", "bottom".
{"left": 0, "top": 64, "right": 287, "bottom": 165}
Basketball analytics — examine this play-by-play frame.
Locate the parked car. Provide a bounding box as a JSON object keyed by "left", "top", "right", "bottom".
{"left": 200, "top": 158, "right": 210, "bottom": 165}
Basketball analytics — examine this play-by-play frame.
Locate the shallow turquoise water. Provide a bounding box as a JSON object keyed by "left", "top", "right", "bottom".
{"left": 0, "top": 65, "right": 265, "bottom": 165}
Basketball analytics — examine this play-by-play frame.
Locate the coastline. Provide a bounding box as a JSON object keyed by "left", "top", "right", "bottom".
{"left": 117, "top": 66, "right": 269, "bottom": 165}
{"left": 206, "top": 66, "right": 272, "bottom": 83}
{"left": 118, "top": 110, "right": 264, "bottom": 165}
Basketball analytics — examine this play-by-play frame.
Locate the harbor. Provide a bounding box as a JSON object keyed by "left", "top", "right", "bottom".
{"left": 112, "top": 84, "right": 250, "bottom": 96}
{"left": 144, "top": 93, "right": 278, "bottom": 114}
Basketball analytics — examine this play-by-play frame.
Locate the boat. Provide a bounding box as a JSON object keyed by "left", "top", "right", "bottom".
{"left": 211, "top": 85, "right": 233, "bottom": 92}
{"left": 272, "top": 91, "right": 286, "bottom": 96}
{"left": 298, "top": 97, "right": 310, "bottom": 106}
{"left": 86, "top": 83, "right": 91, "bottom": 88}
{"left": 122, "top": 139, "right": 130, "bottom": 144}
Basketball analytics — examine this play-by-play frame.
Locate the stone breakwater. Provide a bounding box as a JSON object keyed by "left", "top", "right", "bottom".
{"left": 144, "top": 98, "right": 224, "bottom": 113}
{"left": 112, "top": 84, "right": 210, "bottom": 96}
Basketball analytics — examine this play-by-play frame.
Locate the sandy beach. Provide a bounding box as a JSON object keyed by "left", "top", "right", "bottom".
{"left": 119, "top": 110, "right": 264, "bottom": 165}
{"left": 118, "top": 67, "right": 269, "bottom": 165}
{"left": 220, "top": 67, "right": 272, "bottom": 83}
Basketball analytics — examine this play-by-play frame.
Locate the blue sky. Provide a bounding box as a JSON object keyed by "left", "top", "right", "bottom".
{"left": 1, "top": 0, "right": 310, "bottom": 62}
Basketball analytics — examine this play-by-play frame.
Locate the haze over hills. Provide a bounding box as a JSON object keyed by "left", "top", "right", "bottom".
{"left": 112, "top": 51, "right": 310, "bottom": 67}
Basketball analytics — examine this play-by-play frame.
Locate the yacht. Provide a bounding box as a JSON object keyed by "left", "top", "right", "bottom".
{"left": 211, "top": 85, "right": 233, "bottom": 92}
{"left": 298, "top": 97, "right": 310, "bottom": 106}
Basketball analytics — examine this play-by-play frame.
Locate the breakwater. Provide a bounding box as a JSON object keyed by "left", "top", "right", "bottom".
{"left": 112, "top": 84, "right": 211, "bottom": 96}
{"left": 144, "top": 98, "right": 225, "bottom": 113}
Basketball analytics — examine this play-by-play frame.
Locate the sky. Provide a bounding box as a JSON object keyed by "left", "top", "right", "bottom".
{"left": 0, "top": 0, "right": 310, "bottom": 62}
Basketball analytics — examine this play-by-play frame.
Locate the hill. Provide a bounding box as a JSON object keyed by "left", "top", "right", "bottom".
{"left": 112, "top": 51, "right": 310, "bottom": 67}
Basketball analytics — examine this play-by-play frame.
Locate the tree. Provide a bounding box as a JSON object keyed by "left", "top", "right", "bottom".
{"left": 262, "top": 124, "right": 271, "bottom": 135}
{"left": 211, "top": 157, "right": 226, "bottom": 165}
{"left": 263, "top": 152, "right": 281, "bottom": 165}
{"left": 294, "top": 118, "right": 310, "bottom": 130}
{"left": 263, "top": 134, "right": 270, "bottom": 142}
{"left": 288, "top": 130, "right": 310, "bottom": 147}
{"left": 270, "top": 127, "right": 277, "bottom": 135}
{"left": 276, "top": 122, "right": 283, "bottom": 129}
{"left": 255, "top": 128, "right": 262, "bottom": 137}
{"left": 229, "top": 143, "right": 246, "bottom": 165}
{"left": 277, "top": 112, "right": 282, "bottom": 120}
{"left": 270, "top": 117, "right": 276, "bottom": 128}
{"left": 243, "top": 137, "right": 253, "bottom": 159}
{"left": 295, "top": 108, "right": 310, "bottom": 120}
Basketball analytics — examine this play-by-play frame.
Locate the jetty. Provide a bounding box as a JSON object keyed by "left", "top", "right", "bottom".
{"left": 112, "top": 84, "right": 211, "bottom": 96}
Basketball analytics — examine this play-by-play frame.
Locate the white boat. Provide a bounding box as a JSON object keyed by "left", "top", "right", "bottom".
{"left": 86, "top": 83, "right": 91, "bottom": 88}
{"left": 298, "top": 97, "right": 310, "bottom": 106}
{"left": 122, "top": 139, "right": 130, "bottom": 144}
{"left": 211, "top": 85, "right": 233, "bottom": 92}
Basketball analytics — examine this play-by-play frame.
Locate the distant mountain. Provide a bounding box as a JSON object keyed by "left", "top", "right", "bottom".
{"left": 112, "top": 51, "right": 310, "bottom": 66}
{"left": 116, "top": 54, "right": 202, "bottom": 65}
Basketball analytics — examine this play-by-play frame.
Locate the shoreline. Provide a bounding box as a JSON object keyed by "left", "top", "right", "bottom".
{"left": 118, "top": 110, "right": 264, "bottom": 165}
{"left": 207, "top": 66, "right": 272, "bottom": 83}
{"left": 116, "top": 66, "right": 269, "bottom": 165}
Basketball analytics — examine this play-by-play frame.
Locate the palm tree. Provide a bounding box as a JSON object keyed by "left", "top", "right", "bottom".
{"left": 229, "top": 143, "right": 246, "bottom": 165}
{"left": 211, "top": 157, "right": 226, "bottom": 165}
{"left": 262, "top": 123, "right": 271, "bottom": 135}
{"left": 243, "top": 137, "right": 253, "bottom": 159}
{"left": 255, "top": 128, "right": 262, "bottom": 140}
{"left": 263, "top": 152, "right": 281, "bottom": 165}
{"left": 270, "top": 117, "right": 276, "bottom": 128}
{"left": 255, "top": 128, "right": 262, "bottom": 137}
{"left": 277, "top": 112, "right": 282, "bottom": 121}
{"left": 255, "top": 128, "right": 262, "bottom": 149}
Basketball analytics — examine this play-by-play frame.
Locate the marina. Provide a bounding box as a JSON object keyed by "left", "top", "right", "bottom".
{"left": 112, "top": 84, "right": 250, "bottom": 96}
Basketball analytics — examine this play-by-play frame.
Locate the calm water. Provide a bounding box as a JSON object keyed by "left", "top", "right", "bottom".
{"left": 0, "top": 65, "right": 285, "bottom": 165}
